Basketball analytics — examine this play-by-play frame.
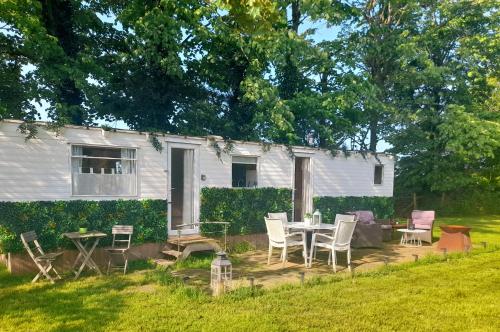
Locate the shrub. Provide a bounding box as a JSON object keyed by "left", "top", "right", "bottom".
{"left": 394, "top": 190, "right": 500, "bottom": 217}
{"left": 0, "top": 200, "right": 167, "bottom": 254}
{"left": 199, "top": 187, "right": 292, "bottom": 236}
{"left": 313, "top": 196, "right": 394, "bottom": 222}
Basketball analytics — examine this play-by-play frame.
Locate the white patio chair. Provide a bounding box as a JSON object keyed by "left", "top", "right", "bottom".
{"left": 20, "top": 231, "right": 63, "bottom": 284}
{"left": 313, "top": 213, "right": 351, "bottom": 260}
{"left": 308, "top": 216, "right": 357, "bottom": 272}
{"left": 265, "top": 217, "right": 307, "bottom": 267}
{"left": 268, "top": 212, "right": 289, "bottom": 234}
{"left": 105, "top": 225, "right": 133, "bottom": 275}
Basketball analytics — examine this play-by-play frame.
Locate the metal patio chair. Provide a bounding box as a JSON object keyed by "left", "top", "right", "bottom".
{"left": 105, "top": 225, "right": 133, "bottom": 275}
{"left": 20, "top": 231, "right": 63, "bottom": 284}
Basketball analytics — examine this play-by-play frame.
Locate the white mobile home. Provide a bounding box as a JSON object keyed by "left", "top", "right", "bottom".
{"left": 0, "top": 120, "right": 394, "bottom": 235}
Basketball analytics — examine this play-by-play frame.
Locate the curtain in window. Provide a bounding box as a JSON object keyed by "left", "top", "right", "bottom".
{"left": 72, "top": 146, "right": 83, "bottom": 173}
{"left": 302, "top": 158, "right": 313, "bottom": 216}
{"left": 121, "top": 148, "right": 136, "bottom": 174}
{"left": 182, "top": 149, "right": 194, "bottom": 227}
{"left": 72, "top": 146, "right": 137, "bottom": 196}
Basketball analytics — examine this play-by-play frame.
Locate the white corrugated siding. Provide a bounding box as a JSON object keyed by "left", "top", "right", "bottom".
{"left": 0, "top": 121, "right": 394, "bottom": 202}
{"left": 0, "top": 122, "right": 167, "bottom": 201}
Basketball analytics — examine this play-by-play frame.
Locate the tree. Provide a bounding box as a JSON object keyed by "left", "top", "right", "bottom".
{"left": 0, "top": 0, "right": 121, "bottom": 126}
{"left": 389, "top": 0, "right": 500, "bottom": 193}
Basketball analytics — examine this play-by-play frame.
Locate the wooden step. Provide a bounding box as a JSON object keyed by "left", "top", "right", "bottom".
{"left": 166, "top": 235, "right": 219, "bottom": 247}
{"left": 162, "top": 250, "right": 183, "bottom": 258}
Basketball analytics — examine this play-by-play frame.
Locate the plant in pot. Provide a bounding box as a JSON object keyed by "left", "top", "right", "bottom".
{"left": 304, "top": 213, "right": 313, "bottom": 226}
{"left": 79, "top": 220, "right": 89, "bottom": 234}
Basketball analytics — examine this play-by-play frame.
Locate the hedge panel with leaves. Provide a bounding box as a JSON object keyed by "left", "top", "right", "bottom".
{"left": 0, "top": 200, "right": 167, "bottom": 254}
{"left": 314, "top": 196, "right": 395, "bottom": 222}
{"left": 199, "top": 187, "right": 292, "bottom": 236}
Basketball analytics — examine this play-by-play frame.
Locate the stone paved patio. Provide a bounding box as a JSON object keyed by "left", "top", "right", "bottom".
{"left": 173, "top": 239, "right": 441, "bottom": 290}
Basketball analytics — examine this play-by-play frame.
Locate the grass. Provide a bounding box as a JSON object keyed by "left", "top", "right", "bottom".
{"left": 0, "top": 215, "right": 499, "bottom": 331}
{"left": 434, "top": 215, "right": 500, "bottom": 245}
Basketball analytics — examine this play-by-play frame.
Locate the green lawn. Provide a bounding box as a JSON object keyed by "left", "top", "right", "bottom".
{"left": 1, "top": 215, "right": 499, "bottom": 331}
{"left": 434, "top": 215, "right": 500, "bottom": 245}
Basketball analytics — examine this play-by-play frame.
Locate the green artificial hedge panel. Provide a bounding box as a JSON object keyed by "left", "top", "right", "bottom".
{"left": 313, "top": 196, "right": 394, "bottom": 222}
{"left": 0, "top": 200, "right": 167, "bottom": 254}
{"left": 199, "top": 187, "right": 293, "bottom": 236}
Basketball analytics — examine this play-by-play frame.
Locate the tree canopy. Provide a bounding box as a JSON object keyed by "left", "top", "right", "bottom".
{"left": 1, "top": 0, "right": 498, "bottom": 195}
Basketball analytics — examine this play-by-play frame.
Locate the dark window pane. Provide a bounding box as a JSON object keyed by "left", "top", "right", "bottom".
{"left": 82, "top": 146, "right": 121, "bottom": 159}
{"left": 374, "top": 165, "right": 383, "bottom": 185}
{"left": 232, "top": 163, "right": 257, "bottom": 188}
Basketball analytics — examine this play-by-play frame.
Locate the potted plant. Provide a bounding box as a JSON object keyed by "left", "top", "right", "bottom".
{"left": 79, "top": 220, "right": 88, "bottom": 234}
{"left": 304, "top": 213, "right": 313, "bottom": 226}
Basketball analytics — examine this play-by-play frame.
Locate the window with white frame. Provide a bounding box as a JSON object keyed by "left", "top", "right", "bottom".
{"left": 374, "top": 164, "right": 383, "bottom": 185}
{"left": 232, "top": 156, "right": 258, "bottom": 188}
{"left": 71, "top": 145, "right": 137, "bottom": 196}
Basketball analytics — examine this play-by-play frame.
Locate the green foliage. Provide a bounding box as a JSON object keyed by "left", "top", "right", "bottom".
{"left": 396, "top": 191, "right": 500, "bottom": 217}
{"left": 314, "top": 196, "right": 394, "bottom": 222}
{"left": 388, "top": 0, "right": 500, "bottom": 194}
{"left": 229, "top": 240, "right": 255, "bottom": 254}
{"left": 0, "top": 200, "right": 167, "bottom": 254}
{"left": 199, "top": 187, "right": 292, "bottom": 235}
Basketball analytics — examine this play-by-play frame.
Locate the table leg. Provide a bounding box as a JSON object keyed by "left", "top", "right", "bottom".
{"left": 74, "top": 238, "right": 102, "bottom": 279}
{"left": 71, "top": 239, "right": 94, "bottom": 270}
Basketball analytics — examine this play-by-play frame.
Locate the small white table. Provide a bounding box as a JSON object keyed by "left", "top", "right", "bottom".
{"left": 286, "top": 222, "right": 336, "bottom": 232}
{"left": 397, "top": 229, "right": 426, "bottom": 247}
{"left": 287, "top": 222, "right": 337, "bottom": 257}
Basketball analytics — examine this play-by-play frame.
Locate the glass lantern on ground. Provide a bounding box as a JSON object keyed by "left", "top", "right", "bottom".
{"left": 210, "top": 251, "right": 232, "bottom": 296}
{"left": 312, "top": 209, "right": 322, "bottom": 226}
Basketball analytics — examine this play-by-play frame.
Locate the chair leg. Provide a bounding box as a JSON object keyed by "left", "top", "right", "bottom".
{"left": 327, "top": 251, "right": 331, "bottom": 266}
{"left": 34, "top": 262, "right": 55, "bottom": 284}
{"left": 51, "top": 265, "right": 62, "bottom": 280}
{"left": 347, "top": 248, "right": 352, "bottom": 273}
{"left": 308, "top": 238, "right": 315, "bottom": 268}
{"left": 123, "top": 254, "right": 128, "bottom": 275}
{"left": 32, "top": 271, "right": 43, "bottom": 283}
{"left": 332, "top": 250, "right": 337, "bottom": 273}
{"left": 303, "top": 241, "right": 308, "bottom": 267}
{"left": 267, "top": 244, "right": 272, "bottom": 265}
{"left": 282, "top": 247, "right": 288, "bottom": 267}
{"left": 107, "top": 256, "right": 112, "bottom": 275}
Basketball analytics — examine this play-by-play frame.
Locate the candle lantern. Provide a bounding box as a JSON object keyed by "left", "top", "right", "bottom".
{"left": 210, "top": 251, "right": 232, "bottom": 296}
{"left": 312, "top": 209, "right": 322, "bottom": 226}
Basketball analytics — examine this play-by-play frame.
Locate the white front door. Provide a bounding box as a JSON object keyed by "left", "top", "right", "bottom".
{"left": 167, "top": 142, "right": 200, "bottom": 236}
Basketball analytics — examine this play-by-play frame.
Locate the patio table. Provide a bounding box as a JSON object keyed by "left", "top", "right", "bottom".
{"left": 287, "top": 222, "right": 336, "bottom": 233}
{"left": 286, "top": 222, "right": 337, "bottom": 257}
{"left": 63, "top": 231, "right": 107, "bottom": 279}
{"left": 397, "top": 229, "right": 426, "bottom": 247}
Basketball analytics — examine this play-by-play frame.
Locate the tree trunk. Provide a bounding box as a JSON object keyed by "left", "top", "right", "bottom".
{"left": 369, "top": 115, "right": 378, "bottom": 152}
{"left": 40, "top": 0, "right": 85, "bottom": 125}
{"left": 291, "top": 0, "right": 300, "bottom": 33}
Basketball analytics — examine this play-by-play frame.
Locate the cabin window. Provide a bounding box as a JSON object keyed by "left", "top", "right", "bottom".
{"left": 374, "top": 164, "right": 383, "bottom": 185}
{"left": 71, "top": 145, "right": 137, "bottom": 196}
{"left": 232, "top": 156, "right": 258, "bottom": 188}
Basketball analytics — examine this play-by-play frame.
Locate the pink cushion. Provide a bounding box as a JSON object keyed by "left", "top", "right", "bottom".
{"left": 411, "top": 210, "right": 435, "bottom": 229}
{"left": 414, "top": 223, "right": 431, "bottom": 230}
{"left": 354, "top": 211, "right": 375, "bottom": 224}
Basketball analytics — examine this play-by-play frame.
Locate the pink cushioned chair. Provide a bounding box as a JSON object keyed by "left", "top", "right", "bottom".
{"left": 352, "top": 211, "right": 376, "bottom": 224}
{"left": 410, "top": 210, "right": 435, "bottom": 244}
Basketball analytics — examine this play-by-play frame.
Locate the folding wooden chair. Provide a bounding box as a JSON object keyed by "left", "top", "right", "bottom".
{"left": 20, "top": 231, "right": 63, "bottom": 284}
{"left": 105, "top": 225, "right": 133, "bottom": 275}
